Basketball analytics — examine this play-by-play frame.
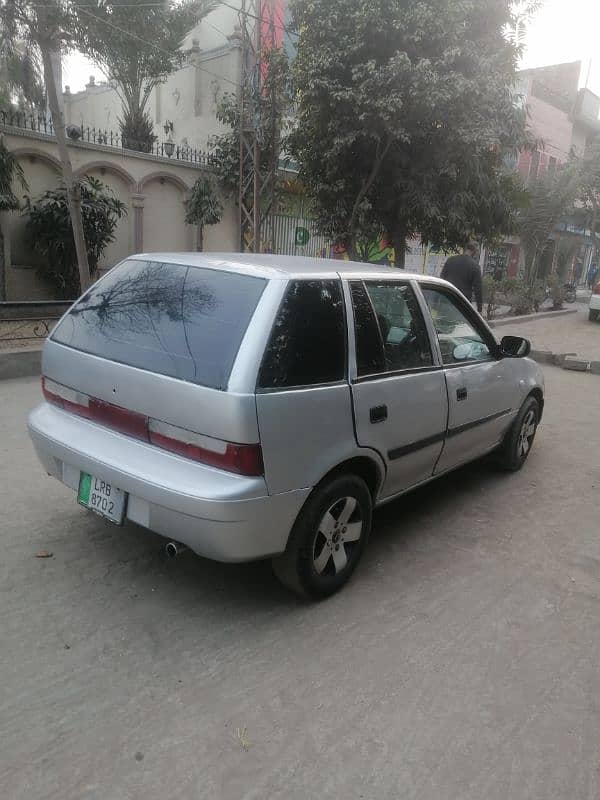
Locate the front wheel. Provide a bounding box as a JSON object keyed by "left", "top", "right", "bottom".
{"left": 497, "top": 396, "right": 540, "bottom": 472}
{"left": 272, "top": 474, "right": 372, "bottom": 600}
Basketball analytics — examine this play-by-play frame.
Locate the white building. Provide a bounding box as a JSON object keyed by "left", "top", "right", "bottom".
{"left": 63, "top": 4, "right": 243, "bottom": 152}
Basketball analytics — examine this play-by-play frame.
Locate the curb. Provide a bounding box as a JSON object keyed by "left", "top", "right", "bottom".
{"left": 0, "top": 347, "right": 43, "bottom": 380}
{"left": 529, "top": 348, "right": 600, "bottom": 375}
{"left": 489, "top": 308, "right": 578, "bottom": 328}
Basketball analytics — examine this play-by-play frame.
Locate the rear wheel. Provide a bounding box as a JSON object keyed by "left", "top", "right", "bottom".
{"left": 589, "top": 309, "right": 599, "bottom": 322}
{"left": 272, "top": 474, "right": 372, "bottom": 600}
{"left": 497, "top": 396, "right": 540, "bottom": 472}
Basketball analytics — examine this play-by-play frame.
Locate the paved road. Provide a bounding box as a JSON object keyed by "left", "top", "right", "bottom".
{"left": 496, "top": 302, "right": 600, "bottom": 361}
{"left": 2, "top": 371, "right": 600, "bottom": 800}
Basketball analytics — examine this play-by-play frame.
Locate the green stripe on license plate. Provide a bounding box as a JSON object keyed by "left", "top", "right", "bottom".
{"left": 78, "top": 472, "right": 92, "bottom": 504}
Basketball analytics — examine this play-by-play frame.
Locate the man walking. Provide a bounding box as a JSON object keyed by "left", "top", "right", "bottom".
{"left": 441, "top": 242, "right": 483, "bottom": 313}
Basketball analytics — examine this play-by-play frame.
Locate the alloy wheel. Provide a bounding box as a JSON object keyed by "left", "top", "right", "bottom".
{"left": 518, "top": 409, "right": 536, "bottom": 458}
{"left": 312, "top": 496, "right": 363, "bottom": 576}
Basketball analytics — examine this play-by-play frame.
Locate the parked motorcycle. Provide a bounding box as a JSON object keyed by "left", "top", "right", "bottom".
{"left": 563, "top": 283, "right": 577, "bottom": 303}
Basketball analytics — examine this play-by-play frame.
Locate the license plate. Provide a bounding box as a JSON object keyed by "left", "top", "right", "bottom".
{"left": 78, "top": 472, "right": 127, "bottom": 525}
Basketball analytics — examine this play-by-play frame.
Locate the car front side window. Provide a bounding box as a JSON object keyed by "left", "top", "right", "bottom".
{"left": 422, "top": 287, "right": 493, "bottom": 365}
{"left": 351, "top": 281, "right": 433, "bottom": 376}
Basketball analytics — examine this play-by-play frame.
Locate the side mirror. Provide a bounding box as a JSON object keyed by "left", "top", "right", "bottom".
{"left": 500, "top": 335, "right": 531, "bottom": 358}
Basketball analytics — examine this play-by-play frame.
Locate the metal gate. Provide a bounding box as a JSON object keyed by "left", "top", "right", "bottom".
{"left": 266, "top": 214, "right": 331, "bottom": 258}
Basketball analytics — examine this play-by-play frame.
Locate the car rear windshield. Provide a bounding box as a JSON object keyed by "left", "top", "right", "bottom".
{"left": 51, "top": 259, "right": 266, "bottom": 390}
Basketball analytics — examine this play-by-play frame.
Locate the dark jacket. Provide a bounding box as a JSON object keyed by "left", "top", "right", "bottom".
{"left": 441, "top": 254, "right": 483, "bottom": 311}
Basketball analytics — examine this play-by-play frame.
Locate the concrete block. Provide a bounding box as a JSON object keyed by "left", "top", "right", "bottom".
{"left": 0, "top": 348, "right": 42, "bottom": 380}
{"left": 562, "top": 357, "right": 590, "bottom": 372}
{"left": 590, "top": 361, "right": 600, "bottom": 375}
{"left": 530, "top": 350, "right": 554, "bottom": 365}
{"left": 553, "top": 352, "right": 577, "bottom": 366}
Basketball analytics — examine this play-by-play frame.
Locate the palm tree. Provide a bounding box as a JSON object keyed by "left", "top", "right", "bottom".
{"left": 517, "top": 165, "right": 581, "bottom": 285}
{"left": 0, "top": 135, "right": 28, "bottom": 299}
{"left": 0, "top": 28, "right": 44, "bottom": 112}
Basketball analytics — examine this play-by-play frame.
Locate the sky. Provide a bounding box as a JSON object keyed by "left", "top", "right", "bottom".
{"left": 63, "top": 1, "right": 600, "bottom": 96}
{"left": 519, "top": 0, "right": 600, "bottom": 94}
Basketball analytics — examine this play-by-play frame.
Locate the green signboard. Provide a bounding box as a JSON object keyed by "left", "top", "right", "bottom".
{"left": 295, "top": 226, "right": 310, "bottom": 247}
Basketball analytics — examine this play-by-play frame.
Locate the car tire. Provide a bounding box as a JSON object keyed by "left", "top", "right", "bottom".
{"left": 497, "top": 396, "right": 540, "bottom": 472}
{"left": 589, "top": 309, "right": 599, "bottom": 322}
{"left": 272, "top": 474, "right": 372, "bottom": 600}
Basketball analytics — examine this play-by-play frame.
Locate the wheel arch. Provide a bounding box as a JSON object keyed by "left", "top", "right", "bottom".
{"left": 313, "top": 454, "right": 384, "bottom": 501}
{"left": 528, "top": 387, "right": 544, "bottom": 421}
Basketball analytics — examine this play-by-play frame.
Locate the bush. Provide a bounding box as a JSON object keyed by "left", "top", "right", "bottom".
{"left": 24, "top": 176, "right": 127, "bottom": 298}
{"left": 482, "top": 274, "right": 500, "bottom": 320}
{"left": 483, "top": 275, "right": 546, "bottom": 318}
{"left": 119, "top": 109, "right": 157, "bottom": 153}
{"left": 501, "top": 277, "right": 545, "bottom": 316}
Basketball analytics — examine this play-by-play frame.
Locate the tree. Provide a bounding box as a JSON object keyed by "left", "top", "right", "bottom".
{"left": 2, "top": 0, "right": 92, "bottom": 291}
{"left": 577, "top": 136, "right": 600, "bottom": 265}
{"left": 0, "top": 32, "right": 45, "bottom": 111}
{"left": 25, "top": 176, "right": 127, "bottom": 298}
{"left": 185, "top": 176, "right": 223, "bottom": 251}
{"left": 0, "top": 136, "right": 29, "bottom": 300}
{"left": 209, "top": 47, "right": 290, "bottom": 199}
{"left": 74, "top": 0, "right": 217, "bottom": 152}
{"left": 288, "top": 0, "right": 532, "bottom": 264}
{"left": 517, "top": 164, "right": 581, "bottom": 285}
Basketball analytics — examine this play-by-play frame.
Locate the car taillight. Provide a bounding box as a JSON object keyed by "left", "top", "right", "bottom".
{"left": 42, "top": 376, "right": 91, "bottom": 418}
{"left": 41, "top": 377, "right": 264, "bottom": 476}
{"left": 148, "top": 419, "right": 264, "bottom": 476}
{"left": 89, "top": 398, "right": 148, "bottom": 441}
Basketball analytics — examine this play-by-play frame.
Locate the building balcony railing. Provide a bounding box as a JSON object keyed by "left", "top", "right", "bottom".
{"left": 0, "top": 109, "right": 217, "bottom": 167}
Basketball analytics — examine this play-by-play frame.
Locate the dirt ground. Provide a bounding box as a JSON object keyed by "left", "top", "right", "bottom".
{"left": 2, "top": 366, "right": 600, "bottom": 799}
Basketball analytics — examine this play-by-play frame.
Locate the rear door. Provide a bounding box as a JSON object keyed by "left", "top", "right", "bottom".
{"left": 348, "top": 279, "right": 448, "bottom": 499}
{"left": 419, "top": 285, "right": 515, "bottom": 473}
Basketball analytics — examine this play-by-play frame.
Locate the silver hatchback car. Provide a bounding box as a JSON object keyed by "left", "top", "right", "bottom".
{"left": 29, "top": 253, "right": 544, "bottom": 598}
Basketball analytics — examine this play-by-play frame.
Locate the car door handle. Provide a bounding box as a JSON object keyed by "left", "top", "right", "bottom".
{"left": 456, "top": 387, "right": 468, "bottom": 401}
{"left": 370, "top": 404, "right": 388, "bottom": 423}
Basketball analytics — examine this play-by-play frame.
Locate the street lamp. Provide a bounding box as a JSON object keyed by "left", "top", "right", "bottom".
{"left": 163, "top": 120, "right": 175, "bottom": 158}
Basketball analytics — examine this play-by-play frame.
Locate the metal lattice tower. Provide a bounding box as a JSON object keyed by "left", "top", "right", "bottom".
{"left": 238, "top": 0, "right": 278, "bottom": 253}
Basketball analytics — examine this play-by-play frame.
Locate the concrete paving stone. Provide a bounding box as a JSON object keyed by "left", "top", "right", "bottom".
{"left": 562, "top": 357, "right": 590, "bottom": 372}
{"left": 529, "top": 349, "right": 554, "bottom": 364}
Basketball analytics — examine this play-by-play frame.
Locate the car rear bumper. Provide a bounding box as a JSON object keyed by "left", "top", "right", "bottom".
{"left": 589, "top": 295, "right": 600, "bottom": 311}
{"left": 28, "top": 403, "right": 309, "bottom": 562}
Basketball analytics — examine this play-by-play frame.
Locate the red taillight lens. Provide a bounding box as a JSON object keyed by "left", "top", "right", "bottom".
{"left": 89, "top": 398, "right": 148, "bottom": 441}
{"left": 42, "top": 377, "right": 91, "bottom": 418}
{"left": 148, "top": 420, "right": 264, "bottom": 476}
{"left": 42, "top": 377, "right": 264, "bottom": 477}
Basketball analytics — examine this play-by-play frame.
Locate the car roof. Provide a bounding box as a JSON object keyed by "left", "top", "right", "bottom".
{"left": 130, "top": 252, "right": 450, "bottom": 285}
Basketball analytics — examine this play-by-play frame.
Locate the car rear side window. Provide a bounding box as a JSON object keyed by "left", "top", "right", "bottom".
{"left": 258, "top": 279, "right": 346, "bottom": 389}
{"left": 351, "top": 280, "right": 433, "bottom": 376}
{"left": 51, "top": 259, "right": 266, "bottom": 390}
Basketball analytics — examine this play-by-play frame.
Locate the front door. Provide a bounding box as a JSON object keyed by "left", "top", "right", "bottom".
{"left": 348, "top": 280, "right": 448, "bottom": 498}
{"left": 420, "top": 286, "right": 515, "bottom": 473}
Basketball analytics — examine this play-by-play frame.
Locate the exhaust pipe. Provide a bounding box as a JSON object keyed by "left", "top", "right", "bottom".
{"left": 165, "top": 540, "right": 188, "bottom": 559}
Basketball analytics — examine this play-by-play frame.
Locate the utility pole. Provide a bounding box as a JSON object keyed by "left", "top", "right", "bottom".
{"left": 238, "top": 0, "right": 278, "bottom": 253}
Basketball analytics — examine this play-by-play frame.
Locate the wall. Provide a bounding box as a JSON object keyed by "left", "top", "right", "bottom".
{"left": 1, "top": 128, "right": 237, "bottom": 300}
